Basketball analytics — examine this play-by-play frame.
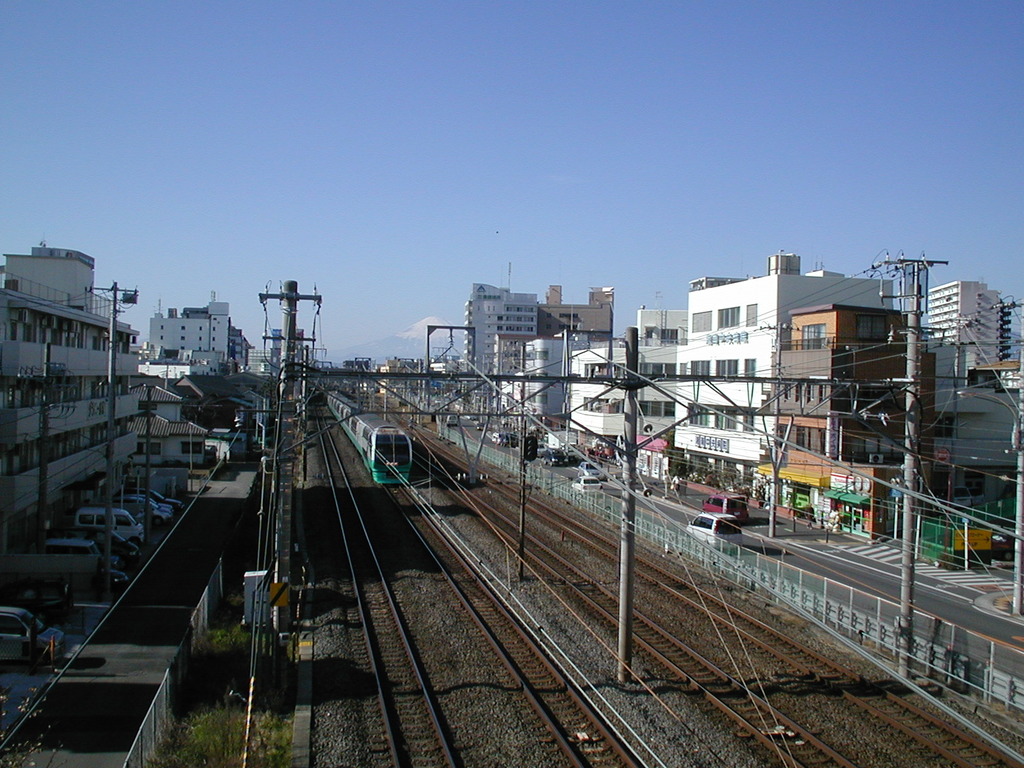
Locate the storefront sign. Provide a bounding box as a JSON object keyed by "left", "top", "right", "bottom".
{"left": 695, "top": 434, "right": 730, "bottom": 453}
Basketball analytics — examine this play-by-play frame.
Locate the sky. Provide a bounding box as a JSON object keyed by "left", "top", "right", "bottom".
{"left": 3, "top": 2, "right": 1022, "bottom": 360}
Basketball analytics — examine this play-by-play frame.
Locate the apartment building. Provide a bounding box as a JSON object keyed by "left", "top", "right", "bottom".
{"left": 927, "top": 280, "right": 1007, "bottom": 370}
{"left": 673, "top": 253, "right": 893, "bottom": 491}
{"left": 0, "top": 246, "right": 139, "bottom": 552}
{"left": 465, "top": 283, "right": 615, "bottom": 376}
{"left": 139, "top": 299, "right": 250, "bottom": 375}
{"left": 777, "top": 304, "right": 931, "bottom": 538}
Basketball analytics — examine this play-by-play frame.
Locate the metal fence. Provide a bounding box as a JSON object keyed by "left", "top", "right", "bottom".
{"left": 124, "top": 561, "right": 222, "bottom": 768}
{"left": 439, "top": 426, "right": 1024, "bottom": 715}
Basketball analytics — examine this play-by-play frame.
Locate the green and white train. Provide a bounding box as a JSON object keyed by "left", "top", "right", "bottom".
{"left": 327, "top": 392, "right": 413, "bottom": 485}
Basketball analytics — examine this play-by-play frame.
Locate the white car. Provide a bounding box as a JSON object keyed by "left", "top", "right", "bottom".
{"left": 571, "top": 476, "right": 604, "bottom": 492}
{"left": 577, "top": 461, "right": 605, "bottom": 480}
{"left": 687, "top": 512, "right": 743, "bottom": 546}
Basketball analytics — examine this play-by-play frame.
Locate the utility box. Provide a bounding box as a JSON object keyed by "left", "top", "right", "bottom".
{"left": 243, "top": 569, "right": 268, "bottom": 626}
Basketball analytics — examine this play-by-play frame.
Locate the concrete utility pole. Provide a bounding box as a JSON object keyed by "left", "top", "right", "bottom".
{"left": 891, "top": 256, "right": 945, "bottom": 677}
{"left": 97, "top": 282, "right": 137, "bottom": 599}
{"left": 257, "top": 280, "right": 322, "bottom": 642}
{"left": 617, "top": 327, "right": 639, "bottom": 684}
{"left": 1015, "top": 345, "right": 1024, "bottom": 614}
{"left": 991, "top": 300, "right": 1024, "bottom": 615}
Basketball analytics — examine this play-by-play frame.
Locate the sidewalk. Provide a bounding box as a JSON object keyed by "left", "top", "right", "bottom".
{"left": 647, "top": 480, "right": 1022, "bottom": 621}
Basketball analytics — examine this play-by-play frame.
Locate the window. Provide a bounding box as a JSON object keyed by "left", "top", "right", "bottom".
{"left": 691, "top": 360, "right": 711, "bottom": 376}
{"left": 690, "top": 405, "right": 712, "bottom": 426}
{"left": 856, "top": 314, "right": 887, "bottom": 340}
{"left": 744, "top": 358, "right": 757, "bottom": 376}
{"left": 640, "top": 362, "right": 677, "bottom": 375}
{"left": 640, "top": 400, "right": 676, "bottom": 417}
{"left": 718, "top": 307, "right": 741, "bottom": 328}
{"left": 802, "top": 323, "right": 826, "bottom": 349}
{"left": 692, "top": 311, "right": 712, "bottom": 332}
{"left": 746, "top": 304, "right": 758, "bottom": 327}
{"left": 716, "top": 359, "right": 739, "bottom": 377}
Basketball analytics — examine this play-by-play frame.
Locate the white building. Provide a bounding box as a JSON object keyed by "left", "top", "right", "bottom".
{"left": 0, "top": 246, "right": 139, "bottom": 552}
{"left": 675, "top": 252, "right": 892, "bottom": 488}
{"left": 927, "top": 280, "right": 1005, "bottom": 370}
{"left": 141, "top": 299, "right": 249, "bottom": 375}
{"left": 566, "top": 309, "right": 688, "bottom": 479}
{"left": 464, "top": 284, "right": 539, "bottom": 374}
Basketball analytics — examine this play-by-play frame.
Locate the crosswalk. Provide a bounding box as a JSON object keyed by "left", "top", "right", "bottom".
{"left": 832, "top": 543, "right": 1012, "bottom": 591}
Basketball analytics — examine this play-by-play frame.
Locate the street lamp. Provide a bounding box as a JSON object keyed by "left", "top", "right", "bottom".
{"left": 957, "top": 382, "right": 1024, "bottom": 615}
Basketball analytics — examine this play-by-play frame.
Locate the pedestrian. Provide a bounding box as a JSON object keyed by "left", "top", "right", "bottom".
{"left": 670, "top": 475, "right": 680, "bottom": 496}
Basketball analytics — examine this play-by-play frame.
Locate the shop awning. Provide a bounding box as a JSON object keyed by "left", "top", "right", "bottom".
{"left": 824, "top": 489, "right": 870, "bottom": 505}
{"left": 756, "top": 464, "right": 831, "bottom": 488}
{"left": 839, "top": 493, "right": 871, "bottom": 505}
{"left": 636, "top": 436, "right": 668, "bottom": 452}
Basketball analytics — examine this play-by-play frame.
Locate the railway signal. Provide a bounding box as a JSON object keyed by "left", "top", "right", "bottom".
{"left": 523, "top": 435, "right": 538, "bottom": 461}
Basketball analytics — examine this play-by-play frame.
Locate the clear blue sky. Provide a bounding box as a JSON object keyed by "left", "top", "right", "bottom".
{"left": 3, "top": 2, "right": 1021, "bottom": 358}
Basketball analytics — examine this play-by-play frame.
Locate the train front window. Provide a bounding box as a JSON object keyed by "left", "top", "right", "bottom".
{"left": 375, "top": 438, "right": 410, "bottom": 465}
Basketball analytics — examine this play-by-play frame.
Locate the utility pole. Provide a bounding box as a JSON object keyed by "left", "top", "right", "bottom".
{"left": 764, "top": 323, "right": 791, "bottom": 538}
{"left": 617, "top": 327, "right": 639, "bottom": 683}
{"left": 993, "top": 300, "right": 1024, "bottom": 615}
{"left": 885, "top": 255, "right": 945, "bottom": 677}
{"left": 95, "top": 282, "right": 138, "bottom": 600}
{"left": 257, "top": 281, "right": 322, "bottom": 647}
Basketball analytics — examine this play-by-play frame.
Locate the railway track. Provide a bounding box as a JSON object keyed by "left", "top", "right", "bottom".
{"left": 316, "top": 420, "right": 456, "bottom": 767}
{"left": 419, "top": 428, "right": 1024, "bottom": 768}
{"left": 304, "top": 415, "right": 646, "bottom": 767}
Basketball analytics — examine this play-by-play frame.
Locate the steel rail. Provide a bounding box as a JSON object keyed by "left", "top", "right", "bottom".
{"left": 318, "top": 419, "right": 458, "bottom": 768}
{"left": 393, "top": 481, "right": 647, "bottom": 768}
{"left": 421, "top": 432, "right": 1024, "bottom": 768}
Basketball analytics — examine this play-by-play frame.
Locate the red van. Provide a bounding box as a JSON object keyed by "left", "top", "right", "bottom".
{"left": 701, "top": 493, "right": 749, "bottom": 520}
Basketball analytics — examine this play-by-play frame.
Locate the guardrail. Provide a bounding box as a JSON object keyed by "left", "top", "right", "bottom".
{"left": 438, "top": 425, "right": 1024, "bottom": 716}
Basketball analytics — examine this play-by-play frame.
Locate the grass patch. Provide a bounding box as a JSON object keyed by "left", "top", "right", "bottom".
{"left": 147, "top": 705, "right": 291, "bottom": 768}
{"left": 147, "top": 594, "right": 292, "bottom": 767}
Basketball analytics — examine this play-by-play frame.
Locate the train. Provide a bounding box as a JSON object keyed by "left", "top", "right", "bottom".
{"left": 326, "top": 391, "right": 414, "bottom": 484}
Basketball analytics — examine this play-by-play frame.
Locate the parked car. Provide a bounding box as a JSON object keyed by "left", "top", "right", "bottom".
{"left": 687, "top": 512, "right": 744, "bottom": 545}
{"left": 52, "top": 528, "right": 141, "bottom": 567}
{"left": 571, "top": 476, "right": 604, "bottom": 492}
{"left": 44, "top": 537, "right": 126, "bottom": 572}
{"left": 0, "top": 605, "right": 66, "bottom": 663}
{"left": 116, "top": 494, "right": 173, "bottom": 525}
{"left": 577, "top": 461, "right": 606, "bottom": 480}
{"left": 124, "top": 487, "right": 184, "bottom": 512}
{"left": 541, "top": 448, "right": 571, "bottom": 467}
{"left": 72, "top": 507, "right": 145, "bottom": 543}
{"left": 0, "top": 579, "right": 73, "bottom": 620}
{"left": 702, "top": 493, "right": 749, "bottom": 521}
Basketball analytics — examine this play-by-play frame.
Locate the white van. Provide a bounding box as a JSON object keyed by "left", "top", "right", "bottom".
{"left": 73, "top": 507, "right": 145, "bottom": 543}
